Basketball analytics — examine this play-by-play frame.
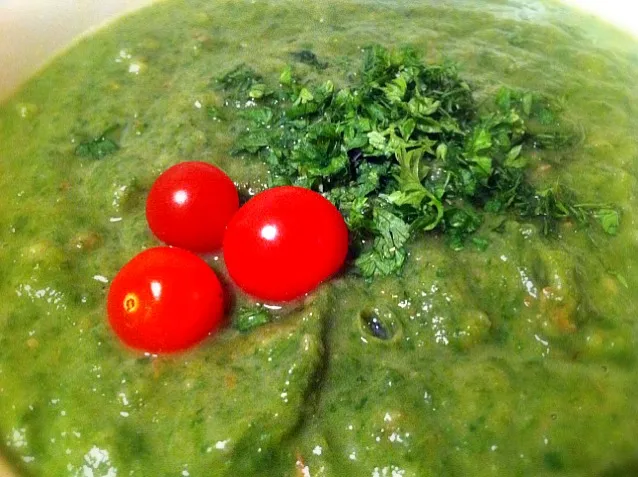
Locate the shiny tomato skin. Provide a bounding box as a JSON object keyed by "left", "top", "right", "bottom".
{"left": 223, "top": 186, "right": 349, "bottom": 302}
{"left": 146, "top": 161, "right": 239, "bottom": 253}
{"left": 107, "top": 247, "right": 225, "bottom": 353}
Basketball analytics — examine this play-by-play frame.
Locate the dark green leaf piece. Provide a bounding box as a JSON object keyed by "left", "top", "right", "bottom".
{"left": 75, "top": 125, "right": 121, "bottom": 159}
{"left": 233, "top": 307, "right": 272, "bottom": 333}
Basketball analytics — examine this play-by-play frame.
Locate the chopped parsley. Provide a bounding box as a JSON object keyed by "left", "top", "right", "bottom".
{"left": 233, "top": 306, "right": 272, "bottom": 332}
{"left": 75, "top": 125, "right": 121, "bottom": 159}
{"left": 218, "top": 45, "right": 618, "bottom": 277}
{"left": 290, "top": 49, "right": 328, "bottom": 70}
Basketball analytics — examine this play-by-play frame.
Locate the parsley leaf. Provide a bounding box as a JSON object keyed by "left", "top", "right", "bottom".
{"left": 75, "top": 125, "right": 121, "bottom": 160}
{"left": 233, "top": 307, "right": 272, "bottom": 332}
{"left": 594, "top": 209, "right": 620, "bottom": 235}
{"left": 290, "top": 49, "right": 328, "bottom": 70}
{"left": 355, "top": 208, "right": 410, "bottom": 277}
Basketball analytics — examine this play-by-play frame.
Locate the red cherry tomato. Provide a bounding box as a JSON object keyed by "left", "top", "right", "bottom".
{"left": 106, "top": 247, "right": 225, "bottom": 353}
{"left": 146, "top": 161, "right": 239, "bottom": 253}
{"left": 223, "top": 186, "right": 349, "bottom": 302}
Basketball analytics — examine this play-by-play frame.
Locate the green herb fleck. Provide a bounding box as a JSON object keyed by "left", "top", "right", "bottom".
{"left": 233, "top": 307, "right": 272, "bottom": 333}
{"left": 217, "top": 65, "right": 264, "bottom": 100}
{"left": 594, "top": 209, "right": 620, "bottom": 236}
{"left": 75, "top": 125, "right": 121, "bottom": 160}
{"left": 290, "top": 49, "right": 328, "bottom": 70}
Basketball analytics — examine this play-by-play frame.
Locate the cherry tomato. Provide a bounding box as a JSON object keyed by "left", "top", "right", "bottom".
{"left": 107, "top": 247, "right": 225, "bottom": 353}
{"left": 146, "top": 161, "right": 239, "bottom": 253}
{"left": 223, "top": 186, "right": 349, "bottom": 302}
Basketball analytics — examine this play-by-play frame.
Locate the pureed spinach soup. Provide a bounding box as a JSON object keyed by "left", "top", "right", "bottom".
{"left": 1, "top": 0, "right": 638, "bottom": 475}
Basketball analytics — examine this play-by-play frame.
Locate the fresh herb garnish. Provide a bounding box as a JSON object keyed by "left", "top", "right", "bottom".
{"left": 217, "top": 65, "right": 269, "bottom": 101}
{"left": 290, "top": 49, "right": 328, "bottom": 70}
{"left": 75, "top": 125, "right": 121, "bottom": 159}
{"left": 233, "top": 306, "right": 272, "bottom": 333}
{"left": 219, "top": 45, "right": 618, "bottom": 278}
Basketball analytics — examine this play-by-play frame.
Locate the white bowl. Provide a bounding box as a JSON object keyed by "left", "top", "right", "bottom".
{"left": 0, "top": 0, "right": 637, "bottom": 102}
{"left": 0, "top": 0, "right": 155, "bottom": 101}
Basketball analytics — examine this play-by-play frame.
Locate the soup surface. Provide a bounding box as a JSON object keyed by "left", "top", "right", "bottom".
{"left": 1, "top": 0, "right": 638, "bottom": 476}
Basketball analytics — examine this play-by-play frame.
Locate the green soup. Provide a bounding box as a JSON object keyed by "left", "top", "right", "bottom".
{"left": 1, "top": 0, "right": 637, "bottom": 475}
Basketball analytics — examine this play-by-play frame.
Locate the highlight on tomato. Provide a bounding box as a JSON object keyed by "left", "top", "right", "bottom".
{"left": 223, "top": 186, "right": 349, "bottom": 302}
{"left": 146, "top": 161, "right": 239, "bottom": 253}
{"left": 106, "top": 246, "right": 225, "bottom": 353}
